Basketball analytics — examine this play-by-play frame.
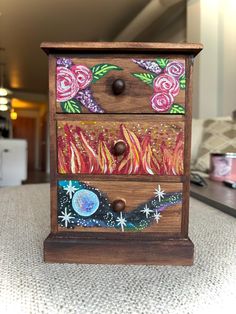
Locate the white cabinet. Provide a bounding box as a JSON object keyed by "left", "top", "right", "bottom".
{"left": 0, "top": 139, "right": 27, "bottom": 186}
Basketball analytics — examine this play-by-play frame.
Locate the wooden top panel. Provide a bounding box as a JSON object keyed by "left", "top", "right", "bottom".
{"left": 41, "top": 41, "right": 203, "bottom": 56}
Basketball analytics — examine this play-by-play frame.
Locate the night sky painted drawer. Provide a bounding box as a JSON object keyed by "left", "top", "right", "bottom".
{"left": 57, "top": 180, "right": 182, "bottom": 234}
{"left": 55, "top": 55, "right": 186, "bottom": 114}
{"left": 57, "top": 116, "right": 184, "bottom": 175}
{"left": 42, "top": 42, "right": 203, "bottom": 265}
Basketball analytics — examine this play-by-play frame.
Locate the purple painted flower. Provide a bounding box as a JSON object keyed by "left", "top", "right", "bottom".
{"left": 76, "top": 87, "right": 104, "bottom": 113}
{"left": 150, "top": 92, "right": 174, "bottom": 112}
{"left": 164, "top": 61, "right": 185, "bottom": 79}
{"left": 56, "top": 58, "right": 73, "bottom": 68}
{"left": 132, "top": 59, "right": 162, "bottom": 75}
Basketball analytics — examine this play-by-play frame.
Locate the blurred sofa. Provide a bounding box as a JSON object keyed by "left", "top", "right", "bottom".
{"left": 191, "top": 116, "right": 233, "bottom": 173}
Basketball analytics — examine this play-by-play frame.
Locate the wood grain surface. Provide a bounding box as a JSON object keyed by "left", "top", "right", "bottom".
{"left": 57, "top": 180, "right": 183, "bottom": 234}
{"left": 44, "top": 234, "right": 194, "bottom": 265}
{"left": 49, "top": 55, "right": 58, "bottom": 233}
{"left": 42, "top": 42, "right": 202, "bottom": 265}
{"left": 41, "top": 41, "right": 203, "bottom": 56}
{"left": 55, "top": 55, "right": 186, "bottom": 113}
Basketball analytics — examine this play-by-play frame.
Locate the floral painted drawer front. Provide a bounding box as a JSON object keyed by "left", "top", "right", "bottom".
{"left": 57, "top": 180, "right": 182, "bottom": 233}
{"left": 57, "top": 119, "right": 184, "bottom": 175}
{"left": 56, "top": 56, "right": 186, "bottom": 114}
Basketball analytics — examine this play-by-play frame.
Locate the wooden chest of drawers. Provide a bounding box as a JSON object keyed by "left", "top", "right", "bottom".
{"left": 41, "top": 42, "right": 202, "bottom": 265}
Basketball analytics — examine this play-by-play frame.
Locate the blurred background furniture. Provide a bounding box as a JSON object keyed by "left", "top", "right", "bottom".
{"left": 191, "top": 116, "right": 232, "bottom": 170}
{"left": 0, "top": 139, "right": 27, "bottom": 186}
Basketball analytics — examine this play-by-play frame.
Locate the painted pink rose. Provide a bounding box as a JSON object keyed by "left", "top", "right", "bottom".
{"left": 71, "top": 65, "right": 92, "bottom": 90}
{"left": 150, "top": 92, "right": 174, "bottom": 112}
{"left": 56, "top": 67, "right": 78, "bottom": 102}
{"left": 165, "top": 61, "right": 185, "bottom": 79}
{"left": 153, "top": 73, "right": 180, "bottom": 97}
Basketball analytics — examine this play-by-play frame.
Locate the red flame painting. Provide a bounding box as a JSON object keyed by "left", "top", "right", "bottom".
{"left": 57, "top": 121, "right": 184, "bottom": 175}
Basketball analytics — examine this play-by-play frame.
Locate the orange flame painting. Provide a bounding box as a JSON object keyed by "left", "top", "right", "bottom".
{"left": 57, "top": 121, "right": 184, "bottom": 175}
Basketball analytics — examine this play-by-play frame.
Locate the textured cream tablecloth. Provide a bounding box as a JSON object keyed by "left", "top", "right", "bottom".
{"left": 0, "top": 184, "right": 236, "bottom": 314}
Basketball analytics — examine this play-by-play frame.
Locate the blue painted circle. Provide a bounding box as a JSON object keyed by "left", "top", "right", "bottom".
{"left": 72, "top": 189, "right": 99, "bottom": 217}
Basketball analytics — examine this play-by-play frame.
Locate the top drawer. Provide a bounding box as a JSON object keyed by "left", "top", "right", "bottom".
{"left": 55, "top": 55, "right": 186, "bottom": 114}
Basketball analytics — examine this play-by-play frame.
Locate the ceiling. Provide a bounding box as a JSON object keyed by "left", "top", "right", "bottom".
{"left": 0, "top": 0, "right": 186, "bottom": 96}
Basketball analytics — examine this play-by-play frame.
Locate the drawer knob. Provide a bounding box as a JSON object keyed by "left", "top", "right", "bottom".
{"left": 112, "top": 79, "right": 125, "bottom": 95}
{"left": 112, "top": 199, "right": 126, "bottom": 212}
{"left": 113, "top": 141, "right": 126, "bottom": 156}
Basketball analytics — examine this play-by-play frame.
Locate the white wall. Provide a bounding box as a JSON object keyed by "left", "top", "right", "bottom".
{"left": 187, "top": 0, "right": 236, "bottom": 118}
{"left": 220, "top": 0, "right": 236, "bottom": 116}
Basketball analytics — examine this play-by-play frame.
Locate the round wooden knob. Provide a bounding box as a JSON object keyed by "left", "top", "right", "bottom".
{"left": 112, "top": 199, "right": 126, "bottom": 212}
{"left": 112, "top": 79, "right": 125, "bottom": 95}
{"left": 113, "top": 141, "right": 126, "bottom": 156}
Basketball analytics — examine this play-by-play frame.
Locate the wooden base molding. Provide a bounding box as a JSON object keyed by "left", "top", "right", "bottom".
{"left": 44, "top": 233, "right": 194, "bottom": 265}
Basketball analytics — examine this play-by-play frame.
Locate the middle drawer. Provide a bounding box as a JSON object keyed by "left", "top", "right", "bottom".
{"left": 57, "top": 116, "right": 184, "bottom": 176}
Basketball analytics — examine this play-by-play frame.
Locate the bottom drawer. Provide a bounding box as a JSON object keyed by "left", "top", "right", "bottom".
{"left": 57, "top": 180, "right": 182, "bottom": 234}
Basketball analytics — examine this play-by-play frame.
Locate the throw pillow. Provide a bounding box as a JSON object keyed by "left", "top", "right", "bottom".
{"left": 193, "top": 119, "right": 236, "bottom": 172}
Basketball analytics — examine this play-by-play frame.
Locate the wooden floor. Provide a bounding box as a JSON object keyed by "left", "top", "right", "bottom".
{"left": 23, "top": 170, "right": 50, "bottom": 184}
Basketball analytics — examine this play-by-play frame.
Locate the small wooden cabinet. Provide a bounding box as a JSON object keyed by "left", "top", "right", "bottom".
{"left": 41, "top": 42, "right": 202, "bottom": 265}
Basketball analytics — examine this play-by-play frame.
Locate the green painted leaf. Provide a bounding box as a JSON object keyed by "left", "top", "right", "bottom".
{"left": 156, "top": 58, "right": 169, "bottom": 69}
{"left": 179, "top": 75, "right": 186, "bottom": 89}
{"left": 60, "top": 99, "right": 82, "bottom": 113}
{"left": 91, "top": 64, "right": 122, "bottom": 83}
{"left": 132, "top": 73, "right": 155, "bottom": 87}
{"left": 169, "top": 104, "right": 185, "bottom": 114}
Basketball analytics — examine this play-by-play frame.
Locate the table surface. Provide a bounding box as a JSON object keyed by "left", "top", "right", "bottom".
{"left": 0, "top": 183, "right": 236, "bottom": 314}
{"left": 190, "top": 178, "right": 236, "bottom": 217}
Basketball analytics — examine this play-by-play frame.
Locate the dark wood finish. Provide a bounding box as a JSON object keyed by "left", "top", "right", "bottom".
{"left": 57, "top": 173, "right": 186, "bottom": 182}
{"left": 49, "top": 55, "right": 58, "bottom": 233}
{"left": 41, "top": 42, "right": 203, "bottom": 57}
{"left": 113, "top": 140, "right": 126, "bottom": 156}
{"left": 55, "top": 113, "right": 185, "bottom": 121}
{"left": 23, "top": 170, "right": 50, "bottom": 184}
{"left": 181, "top": 57, "right": 193, "bottom": 237}
{"left": 13, "top": 116, "right": 36, "bottom": 170}
{"left": 112, "top": 78, "right": 126, "bottom": 95}
{"left": 112, "top": 199, "right": 126, "bottom": 212}
{"left": 40, "top": 111, "right": 48, "bottom": 171}
{"left": 42, "top": 42, "right": 202, "bottom": 265}
{"left": 57, "top": 181, "right": 182, "bottom": 234}
{"left": 44, "top": 233, "right": 194, "bottom": 265}
{"left": 190, "top": 178, "right": 236, "bottom": 217}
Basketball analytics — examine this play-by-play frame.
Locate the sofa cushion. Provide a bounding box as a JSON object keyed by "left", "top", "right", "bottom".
{"left": 193, "top": 119, "right": 236, "bottom": 172}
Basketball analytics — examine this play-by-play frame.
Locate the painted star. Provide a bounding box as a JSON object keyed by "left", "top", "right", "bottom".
{"left": 154, "top": 184, "right": 165, "bottom": 202}
{"left": 141, "top": 204, "right": 154, "bottom": 218}
{"left": 116, "top": 212, "right": 127, "bottom": 232}
{"left": 58, "top": 207, "right": 74, "bottom": 228}
{"left": 153, "top": 210, "right": 162, "bottom": 224}
{"left": 63, "top": 180, "right": 78, "bottom": 199}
